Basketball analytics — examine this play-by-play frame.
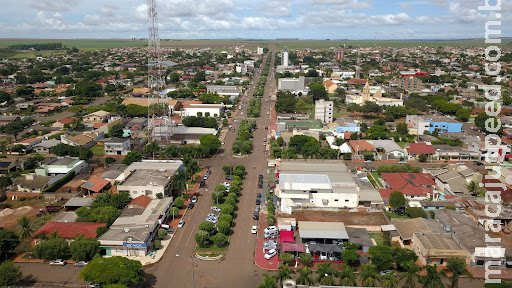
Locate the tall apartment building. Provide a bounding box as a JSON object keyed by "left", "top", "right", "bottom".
{"left": 335, "top": 49, "right": 344, "bottom": 61}
{"left": 257, "top": 47, "right": 264, "bottom": 55}
{"left": 281, "top": 48, "right": 289, "bottom": 67}
{"left": 315, "top": 99, "right": 334, "bottom": 124}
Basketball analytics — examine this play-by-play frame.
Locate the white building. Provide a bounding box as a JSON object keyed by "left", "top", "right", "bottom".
{"left": 281, "top": 48, "right": 289, "bottom": 67}
{"left": 278, "top": 76, "right": 305, "bottom": 92}
{"left": 315, "top": 99, "right": 334, "bottom": 124}
{"left": 35, "top": 157, "right": 87, "bottom": 176}
{"left": 182, "top": 104, "right": 225, "bottom": 118}
{"left": 206, "top": 85, "right": 241, "bottom": 98}
{"left": 257, "top": 47, "right": 264, "bottom": 55}
{"left": 117, "top": 160, "right": 184, "bottom": 199}
{"left": 275, "top": 160, "right": 383, "bottom": 214}
{"left": 104, "top": 138, "right": 131, "bottom": 156}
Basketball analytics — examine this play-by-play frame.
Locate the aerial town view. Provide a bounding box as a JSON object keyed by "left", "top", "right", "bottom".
{"left": 0, "top": 1, "right": 510, "bottom": 288}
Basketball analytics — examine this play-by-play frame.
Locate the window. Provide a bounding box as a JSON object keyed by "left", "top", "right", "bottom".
{"left": 334, "top": 199, "right": 339, "bottom": 202}
{"left": 345, "top": 199, "right": 350, "bottom": 202}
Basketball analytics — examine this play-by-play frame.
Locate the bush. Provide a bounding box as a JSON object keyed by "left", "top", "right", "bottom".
{"left": 216, "top": 221, "right": 232, "bottom": 235}
{"left": 70, "top": 236, "right": 100, "bottom": 261}
{"left": 157, "top": 229, "right": 167, "bottom": 240}
{"left": 195, "top": 230, "right": 210, "bottom": 248}
{"left": 280, "top": 252, "right": 294, "bottom": 265}
{"left": 33, "top": 237, "right": 70, "bottom": 260}
{"left": 405, "top": 207, "right": 427, "bottom": 218}
{"left": 80, "top": 256, "right": 144, "bottom": 287}
{"left": 211, "top": 233, "right": 228, "bottom": 247}
{"left": 153, "top": 240, "right": 161, "bottom": 250}
{"left": 198, "top": 221, "right": 215, "bottom": 233}
{"left": 299, "top": 253, "right": 313, "bottom": 267}
{"left": 0, "top": 261, "right": 22, "bottom": 286}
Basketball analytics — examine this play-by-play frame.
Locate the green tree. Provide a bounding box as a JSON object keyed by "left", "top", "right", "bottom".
{"left": 110, "top": 123, "right": 124, "bottom": 138}
{"left": 467, "top": 181, "right": 482, "bottom": 196}
{"left": 105, "top": 157, "right": 116, "bottom": 166}
{"left": 419, "top": 154, "right": 428, "bottom": 163}
{"left": 216, "top": 221, "right": 232, "bottom": 235}
{"left": 299, "top": 252, "right": 313, "bottom": 267}
{"left": 168, "top": 207, "right": 180, "bottom": 221}
{"left": 0, "top": 261, "right": 22, "bottom": 286}
{"left": 33, "top": 236, "right": 70, "bottom": 260}
{"left": 80, "top": 256, "right": 145, "bottom": 287}
{"left": 277, "top": 264, "right": 292, "bottom": 284}
{"left": 296, "top": 267, "right": 314, "bottom": 285}
{"left": 70, "top": 236, "right": 100, "bottom": 261}
{"left": 123, "top": 151, "right": 142, "bottom": 165}
{"left": 17, "top": 216, "right": 33, "bottom": 239}
{"left": 401, "top": 261, "right": 420, "bottom": 288}
{"left": 195, "top": 230, "right": 210, "bottom": 248}
{"left": 396, "top": 123, "right": 409, "bottom": 135}
{"left": 369, "top": 245, "right": 394, "bottom": 271}
{"left": 211, "top": 232, "right": 228, "bottom": 247}
{"left": 280, "top": 252, "right": 294, "bottom": 265}
{"left": 258, "top": 273, "right": 278, "bottom": 288}
{"left": 394, "top": 247, "right": 418, "bottom": 271}
{"left": 173, "top": 197, "right": 184, "bottom": 208}
{"left": 199, "top": 134, "right": 221, "bottom": 156}
{"left": 308, "top": 82, "right": 328, "bottom": 102}
{"left": 420, "top": 264, "right": 444, "bottom": 288}
{"left": 0, "top": 229, "right": 19, "bottom": 261}
{"left": 360, "top": 264, "right": 380, "bottom": 287}
{"left": 316, "top": 262, "right": 335, "bottom": 283}
{"left": 339, "top": 265, "right": 357, "bottom": 286}
{"left": 389, "top": 191, "right": 405, "bottom": 211}
{"left": 380, "top": 272, "right": 400, "bottom": 288}
{"left": 92, "top": 192, "right": 131, "bottom": 210}
{"left": 442, "top": 258, "right": 470, "bottom": 288}
{"left": 198, "top": 221, "right": 215, "bottom": 233}
{"left": 343, "top": 248, "right": 360, "bottom": 266}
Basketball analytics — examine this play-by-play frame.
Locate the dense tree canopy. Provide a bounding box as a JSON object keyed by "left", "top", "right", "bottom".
{"left": 70, "top": 236, "right": 100, "bottom": 261}
{"left": 81, "top": 256, "right": 145, "bottom": 287}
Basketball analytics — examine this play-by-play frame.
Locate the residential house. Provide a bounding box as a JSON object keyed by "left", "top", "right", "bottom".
{"left": 348, "top": 140, "right": 376, "bottom": 160}
{"left": 391, "top": 218, "right": 444, "bottom": 247}
{"left": 104, "top": 138, "right": 131, "bottom": 156}
{"left": 34, "top": 139, "right": 61, "bottom": 154}
{"left": 61, "top": 132, "right": 101, "bottom": 149}
{"left": 64, "top": 197, "right": 94, "bottom": 211}
{"left": 83, "top": 110, "right": 111, "bottom": 126}
{"left": 323, "top": 80, "right": 338, "bottom": 94}
{"left": 116, "top": 160, "right": 184, "bottom": 199}
{"left": 428, "top": 164, "right": 482, "bottom": 196}
{"left": 81, "top": 175, "right": 111, "bottom": 195}
{"left": 367, "top": 140, "right": 406, "bottom": 160}
{"left": 406, "top": 143, "right": 435, "bottom": 160}
{"left": 412, "top": 232, "right": 469, "bottom": 266}
{"left": 98, "top": 196, "right": 172, "bottom": 257}
{"left": 346, "top": 227, "right": 374, "bottom": 253}
{"left": 35, "top": 157, "right": 87, "bottom": 176}
{"left": 0, "top": 115, "right": 21, "bottom": 126}
{"left": 379, "top": 172, "right": 435, "bottom": 201}
{"left": 13, "top": 174, "right": 50, "bottom": 193}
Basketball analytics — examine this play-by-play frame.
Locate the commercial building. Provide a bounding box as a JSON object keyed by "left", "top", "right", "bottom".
{"left": 99, "top": 196, "right": 172, "bottom": 257}
{"left": 275, "top": 160, "right": 382, "bottom": 213}
{"left": 151, "top": 126, "right": 217, "bottom": 144}
{"left": 278, "top": 76, "right": 305, "bottom": 93}
{"left": 314, "top": 100, "right": 334, "bottom": 124}
{"left": 412, "top": 232, "right": 469, "bottom": 266}
{"left": 35, "top": 157, "right": 87, "bottom": 176}
{"left": 406, "top": 115, "right": 463, "bottom": 135}
{"left": 206, "top": 85, "right": 241, "bottom": 98}
{"left": 117, "top": 160, "right": 184, "bottom": 199}
{"left": 281, "top": 48, "right": 289, "bottom": 67}
{"left": 182, "top": 103, "right": 225, "bottom": 118}
{"left": 104, "top": 138, "right": 131, "bottom": 156}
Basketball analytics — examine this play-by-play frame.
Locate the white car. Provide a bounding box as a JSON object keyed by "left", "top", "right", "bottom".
{"left": 191, "top": 196, "right": 198, "bottom": 203}
{"left": 251, "top": 225, "right": 258, "bottom": 234}
{"left": 74, "top": 261, "right": 88, "bottom": 267}
{"left": 178, "top": 220, "right": 185, "bottom": 228}
{"left": 49, "top": 259, "right": 66, "bottom": 266}
{"left": 211, "top": 206, "right": 221, "bottom": 213}
{"left": 264, "top": 249, "right": 277, "bottom": 260}
{"left": 264, "top": 226, "right": 278, "bottom": 234}
{"left": 263, "top": 240, "right": 277, "bottom": 250}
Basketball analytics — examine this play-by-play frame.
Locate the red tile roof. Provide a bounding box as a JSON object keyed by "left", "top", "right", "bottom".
{"left": 349, "top": 140, "right": 375, "bottom": 152}
{"left": 379, "top": 188, "right": 429, "bottom": 198}
{"left": 35, "top": 222, "right": 106, "bottom": 239}
{"left": 130, "top": 195, "right": 152, "bottom": 208}
{"left": 81, "top": 176, "right": 110, "bottom": 193}
{"left": 407, "top": 143, "right": 435, "bottom": 155}
{"left": 380, "top": 173, "right": 435, "bottom": 197}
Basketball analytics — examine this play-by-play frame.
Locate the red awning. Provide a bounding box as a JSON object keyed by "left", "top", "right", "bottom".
{"left": 280, "top": 230, "right": 294, "bottom": 243}
{"left": 281, "top": 242, "right": 305, "bottom": 253}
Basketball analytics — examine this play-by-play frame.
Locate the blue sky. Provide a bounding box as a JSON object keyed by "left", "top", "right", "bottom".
{"left": 0, "top": 0, "right": 509, "bottom": 39}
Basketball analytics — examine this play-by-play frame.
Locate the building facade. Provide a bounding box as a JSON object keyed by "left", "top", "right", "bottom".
{"left": 314, "top": 100, "right": 334, "bottom": 124}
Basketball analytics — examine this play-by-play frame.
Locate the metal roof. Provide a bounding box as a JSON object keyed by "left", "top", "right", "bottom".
{"left": 279, "top": 174, "right": 331, "bottom": 191}
{"left": 298, "top": 221, "right": 348, "bottom": 240}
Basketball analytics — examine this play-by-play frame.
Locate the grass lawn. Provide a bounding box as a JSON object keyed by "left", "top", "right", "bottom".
{"left": 195, "top": 244, "right": 227, "bottom": 255}
{"left": 90, "top": 145, "right": 105, "bottom": 156}
{"left": 368, "top": 172, "right": 383, "bottom": 188}
{"left": 369, "top": 232, "right": 386, "bottom": 246}
{"left": 385, "top": 211, "right": 409, "bottom": 219}
{"left": 5, "top": 197, "right": 47, "bottom": 209}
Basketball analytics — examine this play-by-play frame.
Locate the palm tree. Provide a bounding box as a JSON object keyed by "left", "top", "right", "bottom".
{"left": 339, "top": 265, "right": 357, "bottom": 286}
{"left": 420, "top": 264, "right": 444, "bottom": 288}
{"left": 380, "top": 272, "right": 399, "bottom": 288}
{"left": 466, "top": 181, "right": 481, "bottom": 196}
{"left": 296, "top": 267, "right": 314, "bottom": 286}
{"left": 319, "top": 274, "right": 336, "bottom": 286}
{"left": 401, "top": 261, "right": 420, "bottom": 288}
{"left": 360, "top": 264, "right": 379, "bottom": 287}
{"left": 316, "top": 262, "right": 335, "bottom": 283}
{"left": 258, "top": 273, "right": 278, "bottom": 288}
{"left": 277, "top": 264, "right": 292, "bottom": 284}
{"left": 442, "top": 258, "right": 470, "bottom": 288}
{"left": 17, "top": 216, "right": 33, "bottom": 239}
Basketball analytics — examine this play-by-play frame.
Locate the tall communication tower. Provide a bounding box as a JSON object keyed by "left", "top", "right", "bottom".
{"left": 147, "top": 0, "right": 170, "bottom": 140}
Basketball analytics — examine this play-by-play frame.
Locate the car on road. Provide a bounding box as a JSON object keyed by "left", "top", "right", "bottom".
{"left": 252, "top": 212, "right": 259, "bottom": 220}
{"left": 223, "top": 182, "right": 231, "bottom": 188}
{"left": 49, "top": 259, "right": 66, "bottom": 266}
{"left": 263, "top": 240, "right": 277, "bottom": 250}
{"left": 264, "top": 249, "right": 277, "bottom": 260}
{"left": 74, "top": 261, "right": 88, "bottom": 267}
{"left": 187, "top": 202, "right": 195, "bottom": 209}
{"left": 88, "top": 284, "right": 101, "bottom": 288}
{"left": 251, "top": 225, "right": 258, "bottom": 234}
{"left": 474, "top": 161, "right": 483, "bottom": 166}
{"left": 257, "top": 193, "right": 262, "bottom": 199}
{"left": 258, "top": 174, "right": 263, "bottom": 180}
{"left": 211, "top": 206, "right": 221, "bottom": 213}
{"left": 191, "top": 196, "right": 198, "bottom": 203}
{"left": 178, "top": 220, "right": 185, "bottom": 228}
{"left": 256, "top": 199, "right": 261, "bottom": 205}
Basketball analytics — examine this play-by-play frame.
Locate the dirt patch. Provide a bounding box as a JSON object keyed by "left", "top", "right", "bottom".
{"left": 0, "top": 206, "right": 35, "bottom": 229}
{"left": 288, "top": 210, "right": 389, "bottom": 226}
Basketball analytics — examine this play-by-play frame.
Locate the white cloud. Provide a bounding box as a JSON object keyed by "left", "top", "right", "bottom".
{"left": 30, "top": 0, "right": 81, "bottom": 12}
{"left": 309, "top": 0, "right": 371, "bottom": 9}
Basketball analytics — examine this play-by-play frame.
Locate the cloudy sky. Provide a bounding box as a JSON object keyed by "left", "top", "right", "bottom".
{"left": 0, "top": 0, "right": 509, "bottom": 39}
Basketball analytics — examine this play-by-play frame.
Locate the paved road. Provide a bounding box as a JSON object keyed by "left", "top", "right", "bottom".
{"left": 18, "top": 262, "right": 87, "bottom": 287}
{"left": 144, "top": 48, "right": 277, "bottom": 288}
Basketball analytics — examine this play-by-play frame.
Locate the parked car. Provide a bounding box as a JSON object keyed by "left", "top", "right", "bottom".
{"left": 264, "top": 249, "right": 277, "bottom": 260}
{"left": 252, "top": 213, "right": 259, "bottom": 220}
{"left": 210, "top": 206, "right": 221, "bottom": 213}
{"left": 187, "top": 202, "right": 195, "bottom": 209}
{"left": 256, "top": 199, "right": 261, "bottom": 205}
{"left": 263, "top": 240, "right": 277, "bottom": 250}
{"left": 254, "top": 206, "right": 260, "bottom": 213}
{"left": 251, "top": 225, "right": 258, "bottom": 234}
{"left": 258, "top": 174, "right": 264, "bottom": 180}
{"left": 49, "top": 259, "right": 66, "bottom": 266}
{"left": 191, "top": 196, "right": 198, "bottom": 203}
{"left": 88, "top": 284, "right": 101, "bottom": 288}
{"left": 258, "top": 183, "right": 263, "bottom": 189}
{"left": 225, "top": 175, "right": 233, "bottom": 181}
{"left": 74, "top": 261, "right": 88, "bottom": 267}
{"left": 264, "top": 226, "right": 278, "bottom": 234}
{"left": 257, "top": 193, "right": 262, "bottom": 199}
{"left": 380, "top": 270, "right": 394, "bottom": 276}
{"left": 178, "top": 220, "right": 185, "bottom": 228}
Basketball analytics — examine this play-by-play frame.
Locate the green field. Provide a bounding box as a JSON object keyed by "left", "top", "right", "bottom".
{"left": 0, "top": 39, "right": 147, "bottom": 49}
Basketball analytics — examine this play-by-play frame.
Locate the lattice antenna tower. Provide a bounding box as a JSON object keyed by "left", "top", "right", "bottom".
{"left": 147, "top": 0, "right": 170, "bottom": 139}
